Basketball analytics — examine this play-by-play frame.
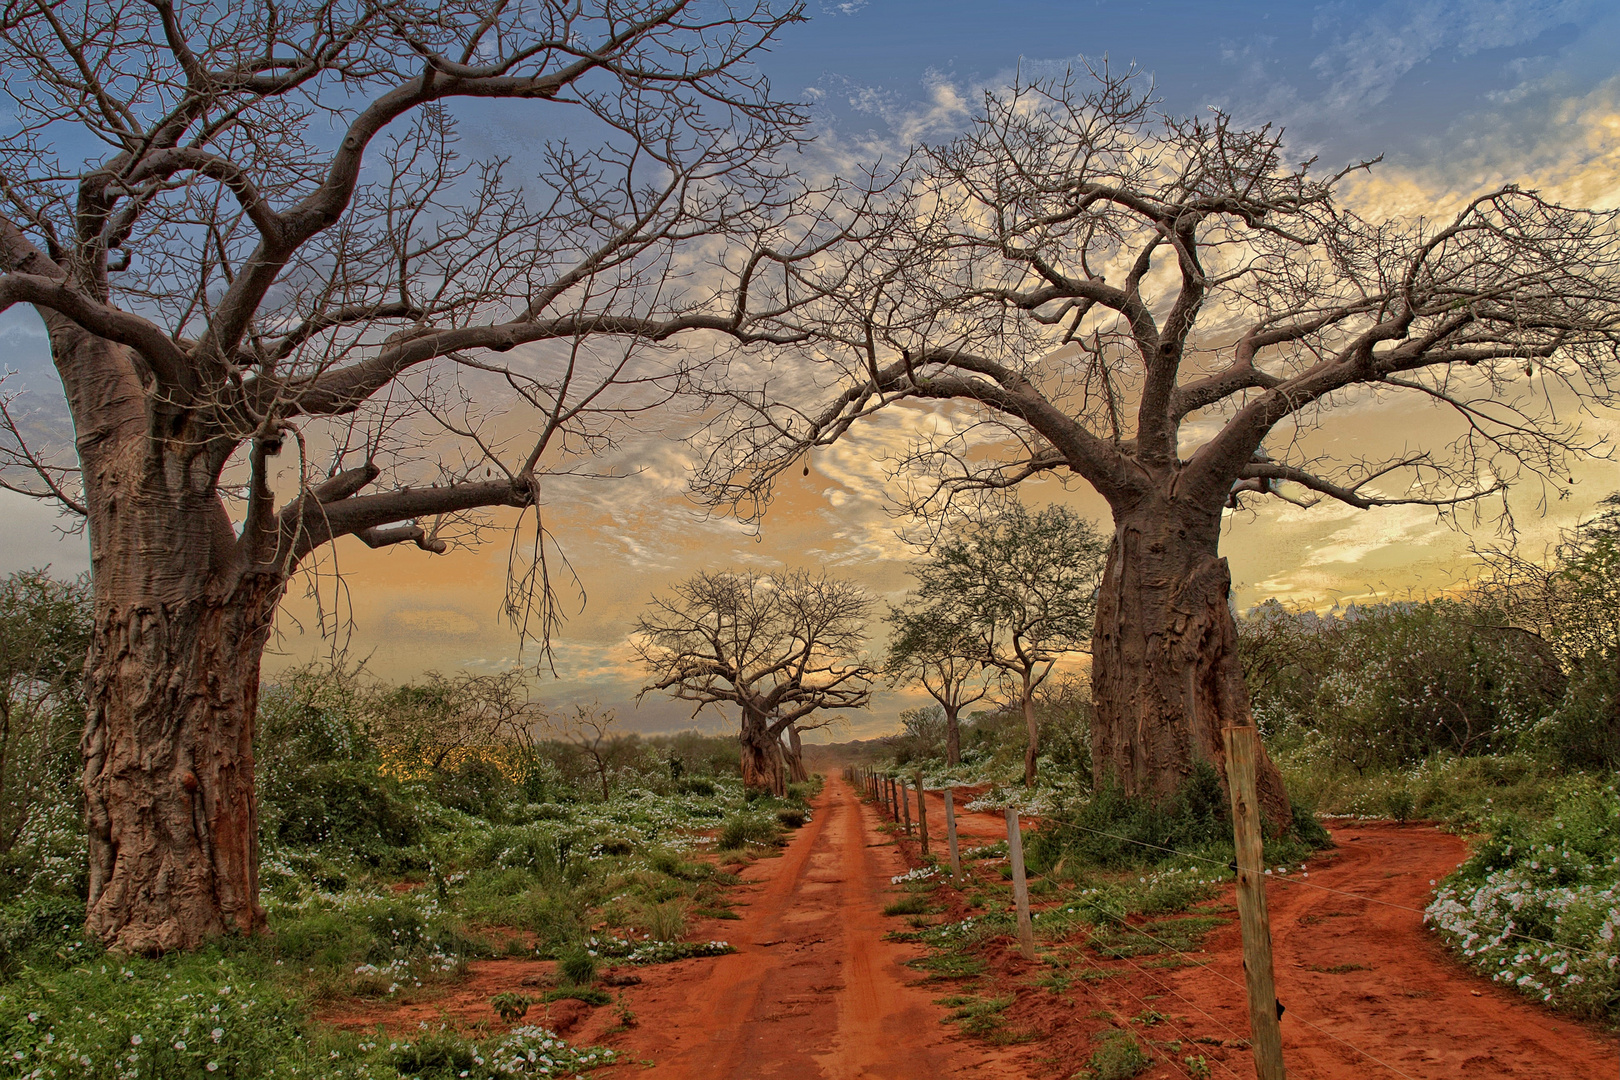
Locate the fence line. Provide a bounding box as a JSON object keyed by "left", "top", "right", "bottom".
{"left": 1032, "top": 812, "right": 1600, "bottom": 961}
{"left": 1081, "top": 898, "right": 1423, "bottom": 1080}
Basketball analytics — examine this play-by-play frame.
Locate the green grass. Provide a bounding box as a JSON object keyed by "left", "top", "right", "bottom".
{"left": 882, "top": 894, "right": 930, "bottom": 916}
{"left": 716, "top": 813, "right": 782, "bottom": 850}
{"left": 906, "top": 950, "right": 988, "bottom": 979}
{"left": 1087, "top": 915, "right": 1224, "bottom": 960}
{"left": 1081, "top": 1029, "right": 1152, "bottom": 1080}
{"left": 936, "top": 993, "right": 1019, "bottom": 1038}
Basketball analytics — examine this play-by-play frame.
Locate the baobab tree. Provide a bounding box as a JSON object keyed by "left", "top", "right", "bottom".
{"left": 701, "top": 67, "right": 1620, "bottom": 825}
{"left": 0, "top": 0, "right": 816, "bottom": 952}
{"left": 905, "top": 502, "right": 1104, "bottom": 786}
{"left": 633, "top": 568, "right": 874, "bottom": 794}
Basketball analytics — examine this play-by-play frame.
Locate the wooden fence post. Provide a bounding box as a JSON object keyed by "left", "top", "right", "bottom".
{"left": 901, "top": 777, "right": 913, "bottom": 834}
{"left": 944, "top": 786, "right": 961, "bottom": 878}
{"left": 1005, "top": 808, "right": 1036, "bottom": 959}
{"left": 914, "top": 772, "right": 929, "bottom": 857}
{"left": 1224, "top": 725, "right": 1288, "bottom": 1080}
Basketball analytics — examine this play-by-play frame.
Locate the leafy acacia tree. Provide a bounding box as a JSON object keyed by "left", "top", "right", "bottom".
{"left": 634, "top": 568, "right": 874, "bottom": 794}
{"left": 884, "top": 601, "right": 989, "bottom": 767}
{"left": 704, "top": 69, "right": 1620, "bottom": 824}
{"left": 0, "top": 0, "right": 815, "bottom": 951}
{"left": 910, "top": 502, "right": 1104, "bottom": 786}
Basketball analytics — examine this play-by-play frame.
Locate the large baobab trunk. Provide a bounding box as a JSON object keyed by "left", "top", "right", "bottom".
{"left": 738, "top": 710, "right": 786, "bottom": 796}
{"left": 1090, "top": 500, "right": 1291, "bottom": 830}
{"left": 71, "top": 333, "right": 282, "bottom": 952}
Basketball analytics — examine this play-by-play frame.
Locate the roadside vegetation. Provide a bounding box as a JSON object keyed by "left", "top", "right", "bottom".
{"left": 0, "top": 638, "right": 816, "bottom": 1079}
{"left": 873, "top": 499, "right": 1619, "bottom": 1030}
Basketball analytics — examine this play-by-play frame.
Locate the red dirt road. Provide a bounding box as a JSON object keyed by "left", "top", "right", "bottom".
{"left": 322, "top": 780, "right": 1618, "bottom": 1078}
{"left": 1152, "top": 820, "right": 1619, "bottom": 1079}
{"left": 594, "top": 776, "right": 1025, "bottom": 1079}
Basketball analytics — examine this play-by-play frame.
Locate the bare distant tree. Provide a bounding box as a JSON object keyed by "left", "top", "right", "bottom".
{"left": 0, "top": 0, "right": 823, "bottom": 952}
{"left": 634, "top": 568, "right": 873, "bottom": 793}
{"left": 544, "top": 700, "right": 627, "bottom": 801}
{"left": 701, "top": 67, "right": 1620, "bottom": 825}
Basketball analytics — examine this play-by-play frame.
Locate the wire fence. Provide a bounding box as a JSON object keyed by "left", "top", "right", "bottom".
{"left": 1032, "top": 811, "right": 1603, "bottom": 960}
{"left": 849, "top": 775, "right": 1588, "bottom": 1080}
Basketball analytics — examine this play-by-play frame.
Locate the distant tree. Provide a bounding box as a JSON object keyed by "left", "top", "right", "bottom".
{"left": 702, "top": 67, "right": 1620, "bottom": 825}
{"left": 0, "top": 0, "right": 815, "bottom": 950}
{"left": 634, "top": 569, "right": 875, "bottom": 794}
{"left": 544, "top": 702, "right": 628, "bottom": 801}
{"left": 911, "top": 502, "right": 1106, "bottom": 786}
{"left": 1473, "top": 493, "right": 1620, "bottom": 769}
{"left": 884, "top": 601, "right": 991, "bottom": 766}
{"left": 888, "top": 703, "right": 946, "bottom": 764}
{"left": 0, "top": 570, "right": 91, "bottom": 855}
{"left": 372, "top": 669, "right": 538, "bottom": 774}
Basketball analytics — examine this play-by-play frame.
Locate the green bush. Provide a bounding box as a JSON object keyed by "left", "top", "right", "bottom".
{"left": 0, "top": 896, "right": 88, "bottom": 976}
{"left": 557, "top": 945, "right": 597, "bottom": 986}
{"left": 716, "top": 814, "right": 780, "bottom": 850}
{"left": 1240, "top": 598, "right": 1565, "bottom": 770}
{"left": 1028, "top": 763, "right": 1232, "bottom": 873}
{"left": 1532, "top": 661, "right": 1620, "bottom": 772}
{"left": 775, "top": 808, "right": 808, "bottom": 828}
{"left": 430, "top": 756, "right": 517, "bottom": 823}
{"left": 262, "top": 761, "right": 422, "bottom": 853}
{"left": 1084, "top": 1029, "right": 1151, "bottom": 1080}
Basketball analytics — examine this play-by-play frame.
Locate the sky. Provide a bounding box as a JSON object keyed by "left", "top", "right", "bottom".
{"left": 3, "top": 0, "right": 1619, "bottom": 739}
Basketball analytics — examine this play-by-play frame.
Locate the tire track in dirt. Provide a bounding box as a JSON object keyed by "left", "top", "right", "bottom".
{"left": 595, "top": 777, "right": 1024, "bottom": 1078}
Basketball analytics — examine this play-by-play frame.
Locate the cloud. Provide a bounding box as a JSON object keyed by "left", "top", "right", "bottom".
{"left": 391, "top": 608, "right": 484, "bottom": 636}
{"left": 1305, "top": 0, "right": 1592, "bottom": 118}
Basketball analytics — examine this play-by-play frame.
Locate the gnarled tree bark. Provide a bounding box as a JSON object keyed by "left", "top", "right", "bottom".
{"left": 1, "top": 0, "right": 812, "bottom": 951}
{"left": 1091, "top": 500, "right": 1290, "bottom": 827}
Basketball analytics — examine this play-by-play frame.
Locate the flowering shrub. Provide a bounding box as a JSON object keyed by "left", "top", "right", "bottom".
{"left": 384, "top": 1025, "right": 614, "bottom": 1078}
{"left": 0, "top": 958, "right": 312, "bottom": 1080}
{"left": 964, "top": 786, "right": 1054, "bottom": 816}
{"left": 1424, "top": 779, "right": 1619, "bottom": 1020}
{"left": 586, "top": 935, "right": 734, "bottom": 965}
{"left": 890, "top": 866, "right": 938, "bottom": 886}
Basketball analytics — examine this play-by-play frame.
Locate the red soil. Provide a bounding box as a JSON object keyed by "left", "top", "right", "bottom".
{"left": 900, "top": 791, "right": 1619, "bottom": 1079}
{"left": 592, "top": 775, "right": 1027, "bottom": 1078}
{"left": 318, "top": 779, "right": 1618, "bottom": 1079}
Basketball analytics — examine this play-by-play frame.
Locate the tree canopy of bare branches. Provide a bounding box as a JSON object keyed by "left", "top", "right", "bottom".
{"left": 0, "top": 0, "right": 820, "bottom": 952}
{"left": 634, "top": 567, "right": 874, "bottom": 794}
{"left": 698, "top": 66, "right": 1620, "bottom": 824}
